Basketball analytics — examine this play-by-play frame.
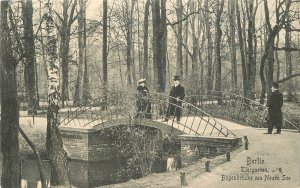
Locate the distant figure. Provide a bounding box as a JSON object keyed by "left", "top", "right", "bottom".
{"left": 163, "top": 76, "right": 185, "bottom": 123}
{"left": 265, "top": 82, "right": 283, "bottom": 134}
{"left": 136, "top": 78, "right": 151, "bottom": 119}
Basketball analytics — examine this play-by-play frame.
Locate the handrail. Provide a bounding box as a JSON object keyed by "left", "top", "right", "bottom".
{"left": 185, "top": 90, "right": 298, "bottom": 131}
{"left": 59, "top": 90, "right": 237, "bottom": 138}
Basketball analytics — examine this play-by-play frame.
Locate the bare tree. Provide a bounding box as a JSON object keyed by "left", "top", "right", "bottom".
{"left": 102, "top": 0, "right": 108, "bottom": 105}
{"left": 176, "top": 0, "right": 183, "bottom": 76}
{"left": 143, "top": 0, "right": 150, "bottom": 79}
{"left": 260, "top": 0, "right": 292, "bottom": 104}
{"left": 285, "top": 1, "right": 293, "bottom": 101}
{"left": 74, "top": 0, "right": 86, "bottom": 105}
{"left": 236, "top": 0, "right": 247, "bottom": 98}
{"left": 55, "top": 0, "right": 78, "bottom": 107}
{"left": 0, "top": 1, "right": 21, "bottom": 187}
{"left": 245, "top": 0, "right": 258, "bottom": 100}
{"left": 214, "top": 0, "right": 225, "bottom": 104}
{"left": 228, "top": 0, "right": 237, "bottom": 91}
{"left": 22, "top": 0, "right": 39, "bottom": 113}
{"left": 152, "top": 0, "right": 167, "bottom": 92}
{"left": 204, "top": 0, "right": 213, "bottom": 93}
{"left": 43, "top": 1, "right": 70, "bottom": 185}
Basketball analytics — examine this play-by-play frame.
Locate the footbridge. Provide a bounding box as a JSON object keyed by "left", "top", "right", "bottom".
{"left": 185, "top": 90, "right": 298, "bottom": 131}
{"left": 59, "top": 90, "right": 237, "bottom": 138}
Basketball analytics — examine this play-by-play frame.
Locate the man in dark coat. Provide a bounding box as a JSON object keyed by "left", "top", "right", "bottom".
{"left": 266, "top": 82, "right": 283, "bottom": 134}
{"left": 136, "top": 78, "right": 151, "bottom": 119}
{"left": 163, "top": 76, "right": 185, "bottom": 123}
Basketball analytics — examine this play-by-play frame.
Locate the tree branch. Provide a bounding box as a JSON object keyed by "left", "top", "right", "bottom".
{"left": 18, "top": 126, "right": 47, "bottom": 188}
{"left": 167, "top": 9, "right": 201, "bottom": 26}
{"left": 274, "top": 47, "right": 300, "bottom": 51}
{"left": 167, "top": 18, "right": 193, "bottom": 58}
{"left": 277, "top": 73, "right": 300, "bottom": 83}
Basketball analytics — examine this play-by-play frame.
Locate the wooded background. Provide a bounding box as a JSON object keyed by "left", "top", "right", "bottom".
{"left": 3, "top": 0, "right": 300, "bottom": 109}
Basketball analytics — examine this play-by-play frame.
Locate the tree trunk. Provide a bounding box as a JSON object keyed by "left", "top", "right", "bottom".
{"left": 246, "top": 0, "right": 256, "bottom": 100}
{"left": 102, "top": 0, "right": 108, "bottom": 104}
{"left": 184, "top": 5, "right": 189, "bottom": 77}
{"left": 236, "top": 1, "right": 247, "bottom": 98}
{"left": 191, "top": 1, "right": 199, "bottom": 78}
{"left": 285, "top": 3, "right": 293, "bottom": 101}
{"left": 74, "top": 0, "right": 85, "bottom": 106}
{"left": 160, "top": 0, "right": 167, "bottom": 92}
{"left": 260, "top": 0, "right": 291, "bottom": 104}
{"left": 59, "top": 0, "right": 77, "bottom": 107}
{"left": 151, "top": 0, "right": 161, "bottom": 90}
{"left": 22, "top": 0, "right": 39, "bottom": 113}
{"left": 44, "top": 1, "right": 70, "bottom": 185}
{"left": 176, "top": 0, "right": 183, "bottom": 76}
{"left": 143, "top": 0, "right": 150, "bottom": 79}
{"left": 82, "top": 3, "right": 91, "bottom": 103}
{"left": 61, "top": 0, "right": 70, "bottom": 107}
{"left": 1, "top": 2, "right": 21, "bottom": 187}
{"left": 275, "top": 34, "right": 280, "bottom": 81}
{"left": 204, "top": 0, "right": 213, "bottom": 92}
{"left": 214, "top": 0, "right": 224, "bottom": 104}
{"left": 229, "top": 0, "right": 237, "bottom": 91}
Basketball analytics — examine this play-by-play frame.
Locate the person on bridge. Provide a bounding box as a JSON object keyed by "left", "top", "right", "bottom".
{"left": 163, "top": 76, "right": 185, "bottom": 123}
{"left": 136, "top": 78, "right": 152, "bottom": 119}
{"left": 265, "top": 81, "right": 283, "bottom": 134}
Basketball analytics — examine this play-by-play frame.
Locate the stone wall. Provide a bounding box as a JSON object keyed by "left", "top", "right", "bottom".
{"left": 60, "top": 127, "right": 116, "bottom": 161}
{"left": 179, "top": 135, "right": 242, "bottom": 165}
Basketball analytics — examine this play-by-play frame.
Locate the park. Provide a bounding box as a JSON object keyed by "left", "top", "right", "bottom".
{"left": 1, "top": 0, "right": 300, "bottom": 188}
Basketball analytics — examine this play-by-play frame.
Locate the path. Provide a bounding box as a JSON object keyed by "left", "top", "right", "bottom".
{"left": 19, "top": 116, "right": 299, "bottom": 188}
{"left": 98, "top": 120, "right": 299, "bottom": 188}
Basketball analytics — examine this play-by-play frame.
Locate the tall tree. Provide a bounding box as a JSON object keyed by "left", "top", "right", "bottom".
{"left": 176, "top": 0, "right": 183, "bottom": 76}
{"left": 245, "top": 0, "right": 258, "bottom": 100}
{"left": 214, "top": 0, "right": 224, "bottom": 104}
{"left": 22, "top": 0, "right": 39, "bottom": 113}
{"left": 152, "top": 0, "right": 167, "bottom": 92}
{"left": 161, "top": 0, "right": 167, "bottom": 92}
{"left": 143, "top": 0, "right": 150, "bottom": 79}
{"left": 1, "top": 2, "right": 21, "bottom": 187}
{"left": 204, "top": 0, "right": 213, "bottom": 93}
{"left": 43, "top": 0, "right": 70, "bottom": 185}
{"left": 285, "top": 1, "right": 293, "bottom": 101}
{"left": 236, "top": 0, "right": 247, "bottom": 98}
{"left": 260, "top": 0, "right": 291, "bottom": 104}
{"left": 124, "top": 0, "right": 136, "bottom": 86}
{"left": 55, "top": 0, "right": 78, "bottom": 107}
{"left": 74, "top": 0, "right": 86, "bottom": 105}
{"left": 228, "top": 0, "right": 237, "bottom": 91}
{"left": 102, "top": 0, "right": 108, "bottom": 104}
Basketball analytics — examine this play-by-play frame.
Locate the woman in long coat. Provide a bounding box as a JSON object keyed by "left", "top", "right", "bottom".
{"left": 136, "top": 79, "right": 151, "bottom": 119}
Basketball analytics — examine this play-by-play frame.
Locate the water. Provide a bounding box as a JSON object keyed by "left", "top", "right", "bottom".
{"left": 20, "top": 159, "right": 118, "bottom": 188}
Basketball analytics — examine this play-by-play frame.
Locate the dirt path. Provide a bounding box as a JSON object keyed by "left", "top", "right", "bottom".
{"left": 19, "top": 116, "right": 300, "bottom": 188}
{"left": 99, "top": 123, "right": 300, "bottom": 188}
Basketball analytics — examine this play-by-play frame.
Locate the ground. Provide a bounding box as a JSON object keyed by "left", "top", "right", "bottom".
{"left": 18, "top": 115, "right": 300, "bottom": 188}
{"left": 97, "top": 123, "right": 300, "bottom": 188}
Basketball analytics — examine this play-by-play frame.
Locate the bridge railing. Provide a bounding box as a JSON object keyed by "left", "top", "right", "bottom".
{"left": 185, "top": 90, "right": 298, "bottom": 131}
{"left": 59, "top": 90, "right": 237, "bottom": 138}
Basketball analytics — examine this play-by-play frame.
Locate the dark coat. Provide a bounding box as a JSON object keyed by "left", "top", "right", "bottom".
{"left": 267, "top": 90, "right": 283, "bottom": 119}
{"left": 169, "top": 84, "right": 185, "bottom": 105}
{"left": 136, "top": 86, "right": 151, "bottom": 115}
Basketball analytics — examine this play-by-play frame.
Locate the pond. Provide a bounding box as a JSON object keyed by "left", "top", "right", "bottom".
{"left": 20, "top": 159, "right": 122, "bottom": 188}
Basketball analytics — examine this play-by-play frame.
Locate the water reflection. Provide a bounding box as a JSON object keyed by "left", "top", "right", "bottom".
{"left": 21, "top": 160, "right": 51, "bottom": 188}
{"left": 20, "top": 159, "right": 119, "bottom": 188}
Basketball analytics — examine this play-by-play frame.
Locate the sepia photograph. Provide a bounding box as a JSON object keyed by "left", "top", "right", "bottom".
{"left": 0, "top": 0, "right": 299, "bottom": 187}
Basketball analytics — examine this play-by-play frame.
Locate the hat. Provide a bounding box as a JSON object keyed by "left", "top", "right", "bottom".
{"left": 173, "top": 75, "right": 181, "bottom": 81}
{"left": 272, "top": 81, "right": 279, "bottom": 89}
{"left": 138, "top": 78, "right": 146, "bottom": 84}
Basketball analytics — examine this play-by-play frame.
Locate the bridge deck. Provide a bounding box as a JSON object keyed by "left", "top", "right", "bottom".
{"left": 20, "top": 116, "right": 249, "bottom": 133}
